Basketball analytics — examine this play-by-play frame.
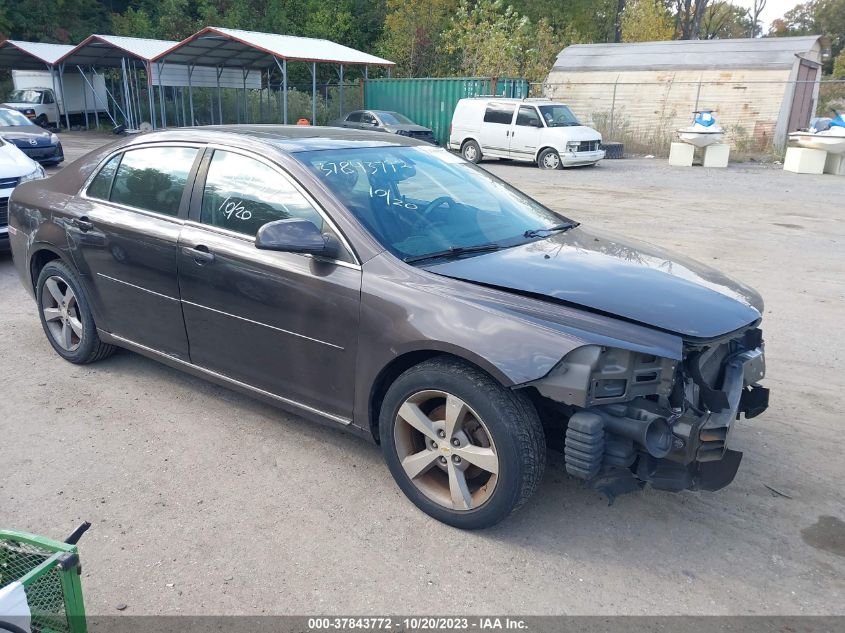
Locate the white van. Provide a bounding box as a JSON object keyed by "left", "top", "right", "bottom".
{"left": 449, "top": 98, "right": 605, "bottom": 169}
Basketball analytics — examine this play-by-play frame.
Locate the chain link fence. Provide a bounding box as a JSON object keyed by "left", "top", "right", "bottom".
{"left": 535, "top": 78, "right": 845, "bottom": 157}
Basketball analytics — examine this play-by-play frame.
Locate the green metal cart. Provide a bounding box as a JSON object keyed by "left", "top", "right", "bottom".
{"left": 0, "top": 523, "right": 89, "bottom": 633}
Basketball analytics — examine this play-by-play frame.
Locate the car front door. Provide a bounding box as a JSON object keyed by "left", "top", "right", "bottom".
{"left": 479, "top": 102, "right": 516, "bottom": 157}
{"left": 360, "top": 111, "right": 381, "bottom": 131}
{"left": 66, "top": 144, "right": 201, "bottom": 360}
{"left": 176, "top": 147, "right": 362, "bottom": 421}
{"left": 510, "top": 106, "right": 544, "bottom": 160}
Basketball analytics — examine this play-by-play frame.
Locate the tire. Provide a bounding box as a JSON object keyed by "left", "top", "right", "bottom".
{"left": 36, "top": 260, "right": 116, "bottom": 364}
{"left": 379, "top": 357, "right": 546, "bottom": 529}
{"left": 537, "top": 148, "right": 562, "bottom": 170}
{"left": 601, "top": 141, "right": 624, "bottom": 159}
{"left": 461, "top": 139, "right": 482, "bottom": 164}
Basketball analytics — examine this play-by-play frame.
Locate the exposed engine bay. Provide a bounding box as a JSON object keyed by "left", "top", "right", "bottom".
{"left": 528, "top": 327, "right": 769, "bottom": 501}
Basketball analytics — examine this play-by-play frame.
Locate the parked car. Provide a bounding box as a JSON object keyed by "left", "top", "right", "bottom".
{"left": 0, "top": 138, "right": 45, "bottom": 250}
{"left": 0, "top": 106, "right": 64, "bottom": 166}
{"left": 8, "top": 127, "right": 768, "bottom": 529}
{"left": 330, "top": 110, "right": 437, "bottom": 144}
{"left": 449, "top": 97, "right": 605, "bottom": 169}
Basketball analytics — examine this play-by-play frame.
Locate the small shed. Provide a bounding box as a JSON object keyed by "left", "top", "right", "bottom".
{"left": 545, "top": 36, "right": 829, "bottom": 151}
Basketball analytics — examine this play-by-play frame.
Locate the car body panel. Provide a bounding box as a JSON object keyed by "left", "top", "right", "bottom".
{"left": 329, "top": 110, "right": 437, "bottom": 144}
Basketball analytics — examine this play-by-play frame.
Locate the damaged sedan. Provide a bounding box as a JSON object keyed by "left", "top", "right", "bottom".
{"left": 7, "top": 127, "right": 768, "bottom": 529}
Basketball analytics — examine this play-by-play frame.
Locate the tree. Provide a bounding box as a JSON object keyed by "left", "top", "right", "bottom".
{"left": 621, "top": 0, "right": 674, "bottom": 42}
{"left": 377, "top": 0, "right": 456, "bottom": 77}
{"left": 749, "top": 0, "right": 767, "bottom": 37}
{"left": 769, "top": 0, "right": 845, "bottom": 73}
{"left": 699, "top": 1, "right": 754, "bottom": 39}
{"left": 674, "top": 0, "right": 710, "bottom": 39}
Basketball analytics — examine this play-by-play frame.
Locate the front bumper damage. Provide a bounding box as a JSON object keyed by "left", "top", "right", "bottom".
{"left": 535, "top": 328, "right": 769, "bottom": 501}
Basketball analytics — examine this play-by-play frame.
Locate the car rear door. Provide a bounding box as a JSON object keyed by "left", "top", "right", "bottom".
{"left": 176, "top": 147, "right": 362, "bottom": 421}
{"left": 342, "top": 111, "right": 363, "bottom": 129}
{"left": 479, "top": 102, "right": 516, "bottom": 157}
{"left": 66, "top": 144, "right": 202, "bottom": 360}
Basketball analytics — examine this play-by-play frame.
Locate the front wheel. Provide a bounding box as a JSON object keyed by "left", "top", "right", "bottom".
{"left": 379, "top": 358, "right": 546, "bottom": 529}
{"left": 537, "top": 148, "right": 562, "bottom": 170}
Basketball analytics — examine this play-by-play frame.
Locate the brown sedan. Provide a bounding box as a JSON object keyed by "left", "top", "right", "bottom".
{"left": 7, "top": 127, "right": 768, "bottom": 528}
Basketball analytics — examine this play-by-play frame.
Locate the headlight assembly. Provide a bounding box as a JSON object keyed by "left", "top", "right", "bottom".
{"left": 50, "top": 133, "right": 60, "bottom": 145}
{"left": 20, "top": 164, "right": 46, "bottom": 183}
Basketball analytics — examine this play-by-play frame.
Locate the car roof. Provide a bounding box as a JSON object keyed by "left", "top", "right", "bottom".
{"left": 117, "top": 125, "right": 426, "bottom": 152}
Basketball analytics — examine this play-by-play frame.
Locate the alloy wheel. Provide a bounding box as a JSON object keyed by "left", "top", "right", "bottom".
{"left": 40, "top": 275, "right": 83, "bottom": 352}
{"left": 393, "top": 389, "right": 499, "bottom": 511}
{"left": 463, "top": 145, "right": 478, "bottom": 162}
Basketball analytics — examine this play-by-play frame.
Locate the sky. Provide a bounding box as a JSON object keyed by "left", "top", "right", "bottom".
{"left": 731, "top": 0, "right": 802, "bottom": 29}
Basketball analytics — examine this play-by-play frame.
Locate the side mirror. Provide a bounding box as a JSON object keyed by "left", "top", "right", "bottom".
{"left": 532, "top": 119, "right": 544, "bottom": 128}
{"left": 255, "top": 218, "right": 340, "bottom": 259}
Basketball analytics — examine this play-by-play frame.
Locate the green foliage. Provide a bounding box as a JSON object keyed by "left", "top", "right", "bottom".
{"left": 621, "top": 0, "right": 673, "bottom": 42}
{"left": 768, "top": 0, "right": 845, "bottom": 72}
{"left": 700, "top": 1, "right": 754, "bottom": 40}
{"left": 833, "top": 48, "right": 845, "bottom": 78}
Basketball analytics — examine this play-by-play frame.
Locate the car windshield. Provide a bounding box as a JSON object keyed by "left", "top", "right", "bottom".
{"left": 0, "top": 109, "right": 35, "bottom": 126}
{"left": 377, "top": 112, "right": 414, "bottom": 125}
{"left": 295, "top": 146, "right": 573, "bottom": 262}
{"left": 8, "top": 89, "right": 42, "bottom": 104}
{"left": 538, "top": 104, "right": 581, "bottom": 127}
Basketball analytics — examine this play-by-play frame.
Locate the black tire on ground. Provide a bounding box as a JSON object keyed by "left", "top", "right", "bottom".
{"left": 36, "top": 260, "right": 116, "bottom": 364}
{"left": 600, "top": 141, "right": 624, "bottom": 159}
{"left": 34, "top": 114, "right": 49, "bottom": 128}
{"left": 537, "top": 147, "right": 562, "bottom": 170}
{"left": 379, "top": 357, "right": 546, "bottom": 529}
{"left": 461, "top": 139, "right": 482, "bottom": 164}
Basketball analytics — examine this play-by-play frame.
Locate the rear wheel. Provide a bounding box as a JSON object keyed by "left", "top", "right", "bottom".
{"left": 379, "top": 357, "right": 546, "bottom": 529}
{"left": 461, "top": 140, "right": 482, "bottom": 164}
{"left": 36, "top": 261, "right": 116, "bottom": 364}
{"left": 537, "top": 148, "right": 562, "bottom": 170}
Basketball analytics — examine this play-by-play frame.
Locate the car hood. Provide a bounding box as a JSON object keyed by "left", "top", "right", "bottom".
{"left": 0, "top": 140, "right": 39, "bottom": 174}
{"left": 544, "top": 125, "right": 601, "bottom": 141}
{"left": 2, "top": 102, "right": 38, "bottom": 110}
{"left": 0, "top": 125, "right": 53, "bottom": 145}
{"left": 422, "top": 227, "right": 763, "bottom": 340}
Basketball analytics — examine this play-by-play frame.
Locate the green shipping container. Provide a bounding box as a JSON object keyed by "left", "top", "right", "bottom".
{"left": 363, "top": 77, "right": 529, "bottom": 147}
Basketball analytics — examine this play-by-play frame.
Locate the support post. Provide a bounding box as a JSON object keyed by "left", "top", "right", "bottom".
{"left": 157, "top": 61, "right": 167, "bottom": 127}
{"left": 187, "top": 64, "right": 195, "bottom": 126}
{"left": 49, "top": 64, "right": 60, "bottom": 129}
{"left": 86, "top": 66, "right": 122, "bottom": 127}
{"left": 58, "top": 64, "right": 71, "bottom": 129}
{"left": 121, "top": 58, "right": 133, "bottom": 129}
{"left": 609, "top": 75, "right": 618, "bottom": 138}
{"left": 311, "top": 62, "right": 317, "bottom": 125}
{"left": 147, "top": 62, "right": 157, "bottom": 129}
{"left": 216, "top": 66, "right": 223, "bottom": 125}
{"left": 243, "top": 68, "right": 249, "bottom": 124}
{"left": 339, "top": 64, "right": 344, "bottom": 119}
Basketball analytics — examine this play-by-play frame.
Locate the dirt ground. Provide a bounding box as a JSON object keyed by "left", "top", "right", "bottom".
{"left": 1, "top": 132, "right": 844, "bottom": 615}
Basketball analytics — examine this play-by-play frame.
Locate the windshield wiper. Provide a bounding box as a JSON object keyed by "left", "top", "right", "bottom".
{"left": 404, "top": 243, "right": 502, "bottom": 264}
{"left": 523, "top": 222, "right": 580, "bottom": 238}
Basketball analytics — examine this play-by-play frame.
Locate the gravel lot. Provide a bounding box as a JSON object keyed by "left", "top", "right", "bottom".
{"left": 1, "top": 132, "right": 844, "bottom": 616}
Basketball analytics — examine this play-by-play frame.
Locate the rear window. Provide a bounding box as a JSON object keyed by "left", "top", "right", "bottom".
{"left": 483, "top": 104, "right": 515, "bottom": 125}
{"left": 106, "top": 146, "right": 198, "bottom": 217}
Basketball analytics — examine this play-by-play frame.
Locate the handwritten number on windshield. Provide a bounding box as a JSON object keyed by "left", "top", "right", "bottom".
{"left": 219, "top": 196, "right": 253, "bottom": 221}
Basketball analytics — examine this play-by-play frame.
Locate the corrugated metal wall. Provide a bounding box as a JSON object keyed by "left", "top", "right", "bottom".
{"left": 363, "top": 77, "right": 528, "bottom": 146}
{"left": 545, "top": 69, "right": 793, "bottom": 152}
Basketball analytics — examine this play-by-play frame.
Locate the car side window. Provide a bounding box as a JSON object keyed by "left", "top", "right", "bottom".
{"left": 483, "top": 103, "right": 516, "bottom": 125}
{"left": 360, "top": 112, "right": 378, "bottom": 126}
{"left": 86, "top": 153, "right": 122, "bottom": 200}
{"left": 200, "top": 150, "right": 326, "bottom": 238}
{"left": 109, "top": 146, "right": 198, "bottom": 217}
{"left": 42, "top": 92, "right": 54, "bottom": 104}
{"left": 346, "top": 112, "right": 362, "bottom": 123}
{"left": 516, "top": 106, "right": 541, "bottom": 127}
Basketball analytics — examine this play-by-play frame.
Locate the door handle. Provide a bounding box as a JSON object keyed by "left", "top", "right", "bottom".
{"left": 69, "top": 217, "right": 93, "bottom": 232}
{"left": 182, "top": 245, "right": 215, "bottom": 265}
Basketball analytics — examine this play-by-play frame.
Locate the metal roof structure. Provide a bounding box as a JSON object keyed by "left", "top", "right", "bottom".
{"left": 553, "top": 36, "right": 827, "bottom": 72}
{"left": 154, "top": 26, "right": 395, "bottom": 68}
{"left": 0, "top": 40, "right": 74, "bottom": 69}
{"left": 57, "top": 34, "right": 177, "bottom": 67}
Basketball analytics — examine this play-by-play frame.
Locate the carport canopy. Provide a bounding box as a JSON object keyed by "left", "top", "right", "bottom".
{"left": 0, "top": 40, "right": 74, "bottom": 70}
{"left": 56, "top": 34, "right": 177, "bottom": 67}
{"left": 154, "top": 26, "right": 395, "bottom": 68}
